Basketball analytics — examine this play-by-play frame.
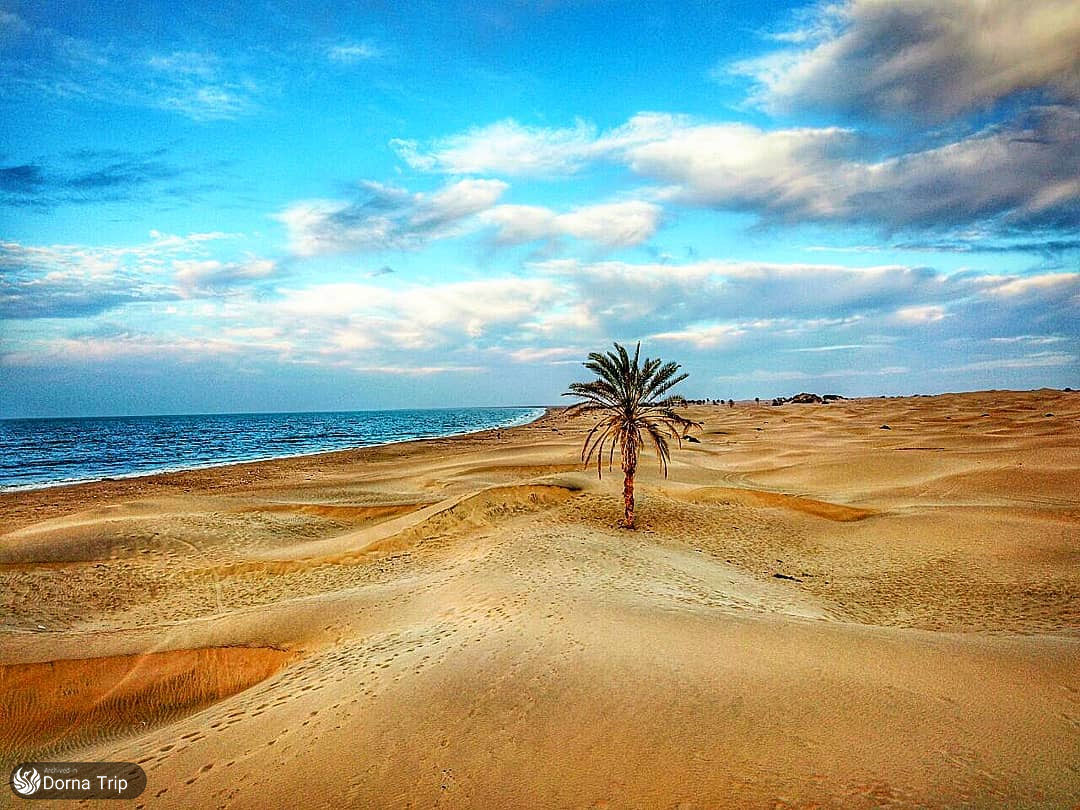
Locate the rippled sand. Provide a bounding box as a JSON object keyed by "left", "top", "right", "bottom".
{"left": 1, "top": 389, "right": 1078, "bottom": 808}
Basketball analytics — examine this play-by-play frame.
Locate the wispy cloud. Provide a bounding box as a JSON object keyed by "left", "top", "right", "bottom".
{"left": 327, "top": 41, "right": 382, "bottom": 63}
{"left": 0, "top": 9, "right": 27, "bottom": 30}
{"left": 503, "top": 346, "right": 587, "bottom": 364}
{"left": 988, "top": 335, "right": 1066, "bottom": 345}
{"left": 1, "top": 21, "right": 262, "bottom": 121}
{"left": 391, "top": 113, "right": 685, "bottom": 176}
{"left": 155, "top": 84, "right": 258, "bottom": 120}
{"left": 804, "top": 237, "right": 1080, "bottom": 256}
{"left": 0, "top": 164, "right": 45, "bottom": 192}
{"left": 892, "top": 305, "right": 947, "bottom": 324}
{"left": 0, "top": 148, "right": 223, "bottom": 208}
{"left": 274, "top": 178, "right": 508, "bottom": 256}
{"left": 391, "top": 119, "right": 601, "bottom": 176}
{"left": 147, "top": 51, "right": 218, "bottom": 79}
{"left": 945, "top": 352, "right": 1076, "bottom": 371}
{"left": 349, "top": 364, "right": 485, "bottom": 375}
{"left": 713, "top": 365, "right": 909, "bottom": 383}
{"left": 785, "top": 344, "right": 870, "bottom": 352}
{"left": 174, "top": 257, "right": 277, "bottom": 296}
{"left": 481, "top": 200, "right": 662, "bottom": 247}
{"left": 651, "top": 323, "right": 747, "bottom": 348}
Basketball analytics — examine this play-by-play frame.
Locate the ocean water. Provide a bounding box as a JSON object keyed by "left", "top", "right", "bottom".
{"left": 0, "top": 407, "right": 546, "bottom": 491}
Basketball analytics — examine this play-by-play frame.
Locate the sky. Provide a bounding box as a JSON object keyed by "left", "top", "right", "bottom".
{"left": 1, "top": 0, "right": 1078, "bottom": 417}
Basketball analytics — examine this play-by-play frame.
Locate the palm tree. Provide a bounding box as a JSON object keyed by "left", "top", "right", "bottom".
{"left": 563, "top": 342, "right": 701, "bottom": 529}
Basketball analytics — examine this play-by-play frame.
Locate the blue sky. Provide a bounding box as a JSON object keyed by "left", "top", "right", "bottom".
{"left": 1, "top": 0, "right": 1077, "bottom": 417}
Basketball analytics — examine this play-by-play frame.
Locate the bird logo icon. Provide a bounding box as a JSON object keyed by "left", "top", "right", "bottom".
{"left": 12, "top": 766, "right": 41, "bottom": 796}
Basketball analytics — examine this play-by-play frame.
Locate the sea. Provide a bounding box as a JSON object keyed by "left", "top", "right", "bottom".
{"left": 0, "top": 406, "right": 546, "bottom": 491}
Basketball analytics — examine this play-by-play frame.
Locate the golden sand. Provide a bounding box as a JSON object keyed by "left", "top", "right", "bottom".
{"left": 0, "top": 647, "right": 296, "bottom": 758}
{"left": 1, "top": 389, "right": 1077, "bottom": 807}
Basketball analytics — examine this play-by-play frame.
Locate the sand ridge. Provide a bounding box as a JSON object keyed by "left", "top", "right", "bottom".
{"left": 0, "top": 390, "right": 1078, "bottom": 808}
{"left": 670, "top": 485, "right": 877, "bottom": 521}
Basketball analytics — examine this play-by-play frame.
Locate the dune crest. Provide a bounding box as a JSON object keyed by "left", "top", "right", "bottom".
{"left": 675, "top": 485, "right": 877, "bottom": 521}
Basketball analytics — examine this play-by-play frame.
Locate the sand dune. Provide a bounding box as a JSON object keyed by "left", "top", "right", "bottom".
{"left": 1, "top": 390, "right": 1078, "bottom": 808}
{"left": 0, "top": 647, "right": 295, "bottom": 758}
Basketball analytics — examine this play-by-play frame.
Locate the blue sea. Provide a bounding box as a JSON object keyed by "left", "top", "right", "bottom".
{"left": 0, "top": 407, "right": 546, "bottom": 491}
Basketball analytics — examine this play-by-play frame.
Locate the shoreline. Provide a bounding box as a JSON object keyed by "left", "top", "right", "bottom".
{"left": 0, "top": 405, "right": 553, "bottom": 496}
{"left": 6, "top": 387, "right": 1072, "bottom": 495}
{"left": 0, "top": 406, "right": 561, "bottom": 536}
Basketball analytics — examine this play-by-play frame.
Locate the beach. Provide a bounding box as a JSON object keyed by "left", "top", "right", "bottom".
{"left": 1, "top": 389, "right": 1078, "bottom": 807}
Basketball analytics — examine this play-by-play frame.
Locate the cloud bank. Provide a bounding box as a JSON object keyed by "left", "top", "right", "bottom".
{"left": 394, "top": 108, "right": 1079, "bottom": 233}
{"left": 732, "top": 0, "right": 1080, "bottom": 121}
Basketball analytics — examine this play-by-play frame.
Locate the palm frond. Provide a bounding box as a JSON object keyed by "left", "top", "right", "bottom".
{"left": 643, "top": 362, "right": 688, "bottom": 402}
{"left": 562, "top": 342, "right": 699, "bottom": 481}
{"left": 641, "top": 420, "right": 673, "bottom": 474}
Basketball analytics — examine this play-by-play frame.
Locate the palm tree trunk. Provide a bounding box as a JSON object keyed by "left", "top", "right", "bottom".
{"left": 622, "top": 465, "right": 635, "bottom": 529}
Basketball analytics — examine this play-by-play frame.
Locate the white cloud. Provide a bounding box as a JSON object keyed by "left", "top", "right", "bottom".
{"left": 271, "top": 277, "right": 561, "bottom": 351}
{"left": 18, "top": 332, "right": 254, "bottom": 362}
{"left": 392, "top": 119, "right": 597, "bottom": 175}
{"left": 651, "top": 323, "right": 747, "bottom": 348}
{"left": 328, "top": 41, "right": 382, "bottom": 63}
{"left": 273, "top": 199, "right": 356, "bottom": 256}
{"left": 390, "top": 113, "right": 687, "bottom": 176}
{"left": 147, "top": 51, "right": 217, "bottom": 79}
{"left": 986, "top": 272, "right": 1080, "bottom": 300}
{"left": 275, "top": 180, "right": 658, "bottom": 254}
{"left": 174, "top": 257, "right": 276, "bottom": 295}
{"left": 350, "top": 365, "right": 486, "bottom": 375}
{"left": 625, "top": 122, "right": 858, "bottom": 219}
{"left": 504, "top": 346, "right": 586, "bottom": 363}
{"left": 410, "top": 178, "right": 508, "bottom": 228}
{"left": 536, "top": 258, "right": 961, "bottom": 329}
{"left": 893, "top": 304, "right": 947, "bottom": 324}
{"left": 988, "top": 335, "right": 1066, "bottom": 345}
{"left": 158, "top": 85, "right": 257, "bottom": 120}
{"left": 391, "top": 107, "right": 1079, "bottom": 231}
{"left": 786, "top": 344, "right": 870, "bottom": 352}
{"left": 145, "top": 49, "right": 259, "bottom": 120}
{"left": 482, "top": 200, "right": 662, "bottom": 246}
{"left": 7, "top": 27, "right": 261, "bottom": 121}
{"left": 945, "top": 352, "right": 1076, "bottom": 371}
{"left": 0, "top": 232, "right": 254, "bottom": 318}
{"left": 714, "top": 365, "right": 909, "bottom": 383}
{"left": 626, "top": 108, "right": 1080, "bottom": 229}
{"left": 521, "top": 304, "right": 598, "bottom": 338}
{"left": 517, "top": 259, "right": 1080, "bottom": 378}
{"left": 732, "top": 0, "right": 1080, "bottom": 120}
